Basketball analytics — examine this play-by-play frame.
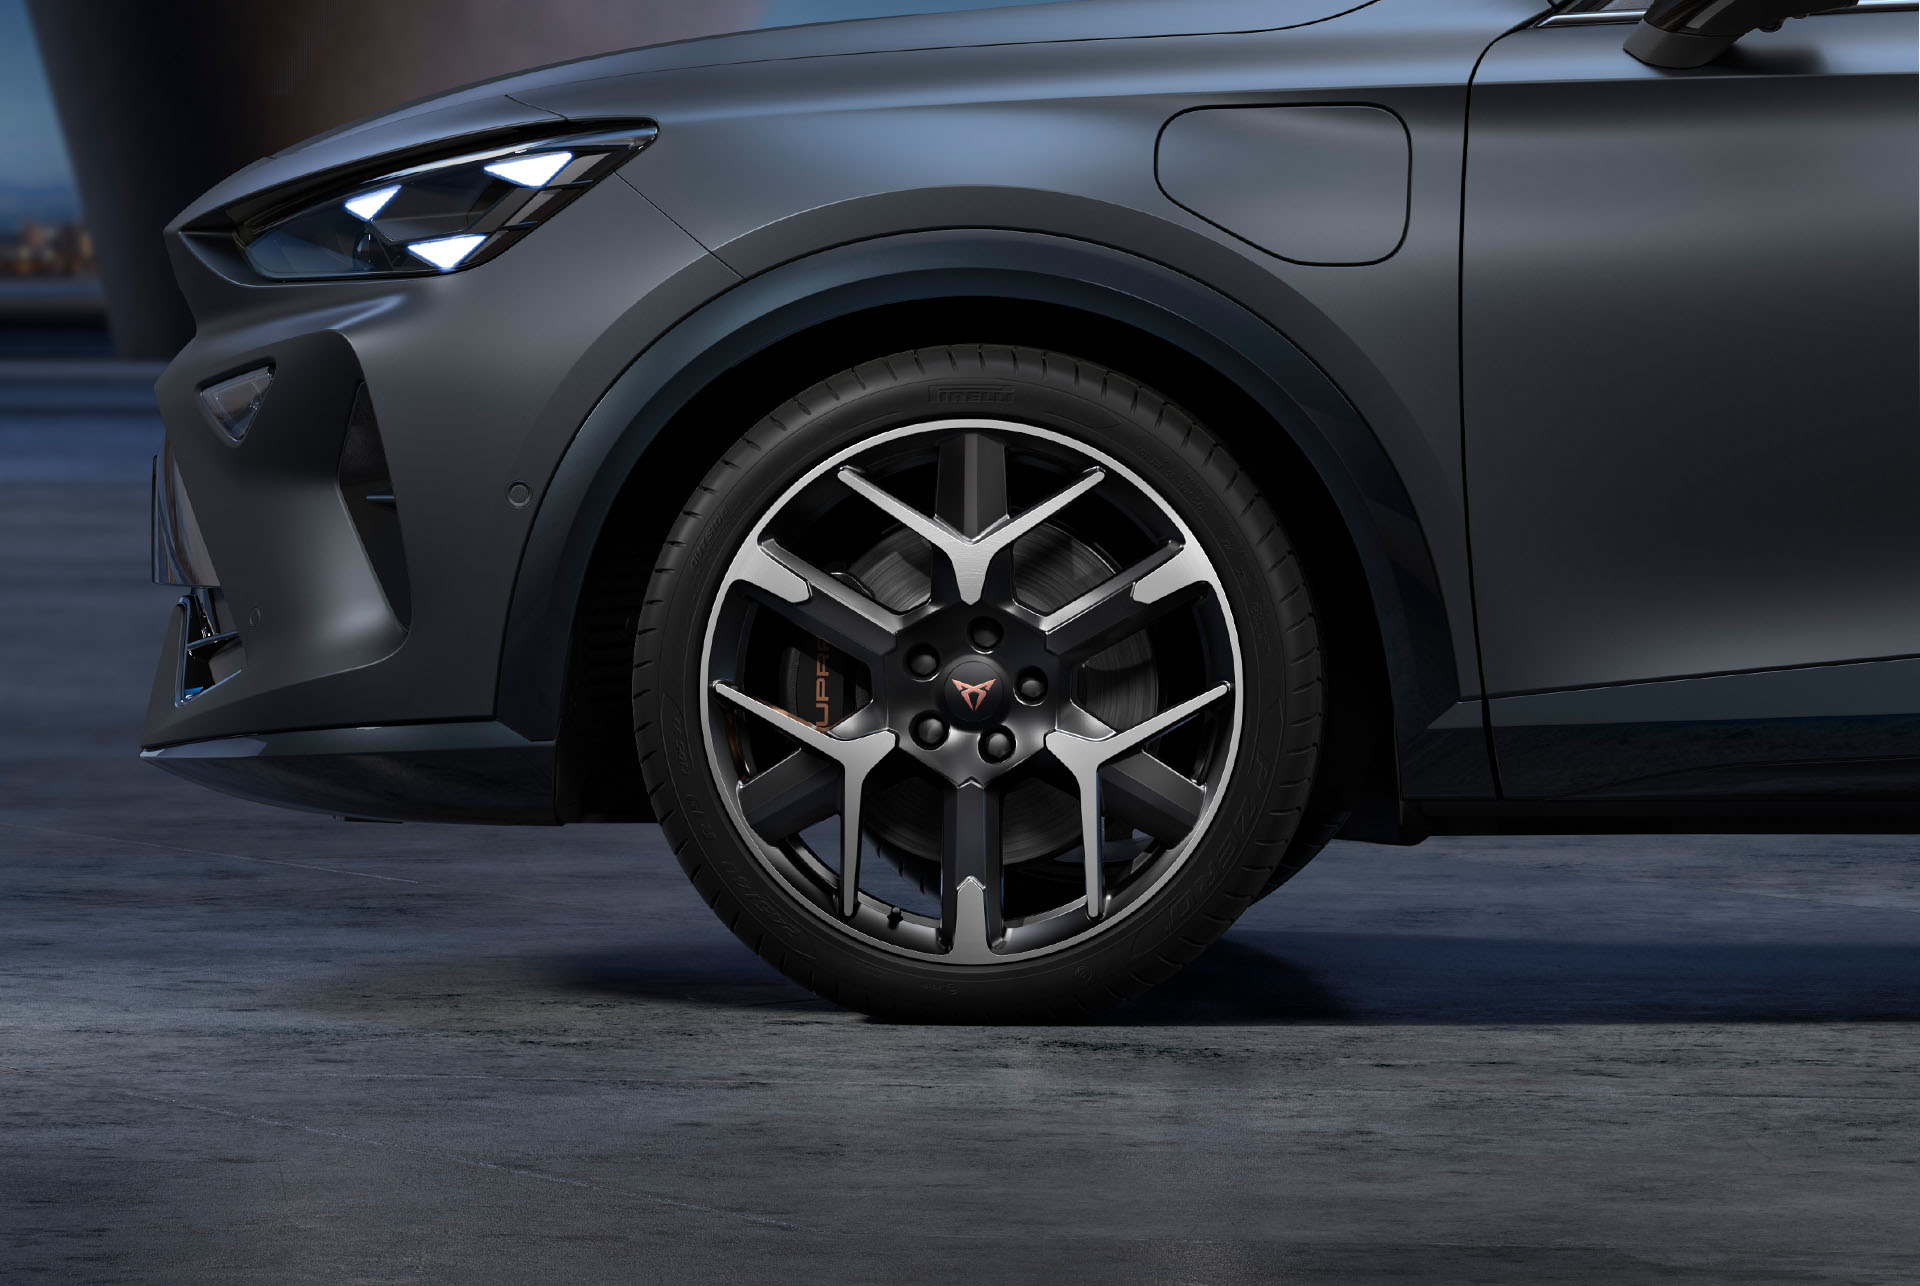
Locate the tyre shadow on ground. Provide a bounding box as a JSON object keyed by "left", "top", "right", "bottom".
{"left": 536, "top": 937, "right": 1346, "bottom": 1023}
{"left": 1112, "top": 933, "right": 1920, "bottom": 1026}
{"left": 545, "top": 943, "right": 841, "bottom": 1012}
{"left": 541, "top": 932, "right": 1920, "bottom": 1025}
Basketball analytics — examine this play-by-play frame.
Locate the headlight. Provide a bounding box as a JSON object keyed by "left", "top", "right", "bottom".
{"left": 234, "top": 125, "right": 656, "bottom": 281}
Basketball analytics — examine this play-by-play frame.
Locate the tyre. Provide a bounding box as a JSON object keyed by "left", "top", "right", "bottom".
{"left": 633, "top": 346, "right": 1322, "bottom": 1021}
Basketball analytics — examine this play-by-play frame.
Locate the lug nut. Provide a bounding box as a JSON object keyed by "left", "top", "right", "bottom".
{"left": 905, "top": 646, "right": 940, "bottom": 678}
{"left": 969, "top": 617, "right": 1003, "bottom": 651}
{"left": 1016, "top": 669, "right": 1047, "bottom": 703}
{"left": 979, "top": 728, "right": 1015, "bottom": 763}
{"left": 911, "top": 713, "right": 949, "bottom": 748}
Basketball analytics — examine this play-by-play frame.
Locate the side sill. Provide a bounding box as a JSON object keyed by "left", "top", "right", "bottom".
{"left": 1414, "top": 799, "right": 1920, "bottom": 837}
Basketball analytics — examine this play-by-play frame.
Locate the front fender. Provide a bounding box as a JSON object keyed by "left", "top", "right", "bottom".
{"left": 496, "top": 229, "right": 1473, "bottom": 799}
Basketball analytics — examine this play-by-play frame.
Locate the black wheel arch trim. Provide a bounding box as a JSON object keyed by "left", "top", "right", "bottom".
{"left": 495, "top": 228, "right": 1475, "bottom": 803}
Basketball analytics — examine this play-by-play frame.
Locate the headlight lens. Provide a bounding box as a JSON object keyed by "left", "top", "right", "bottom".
{"left": 235, "top": 125, "right": 656, "bottom": 281}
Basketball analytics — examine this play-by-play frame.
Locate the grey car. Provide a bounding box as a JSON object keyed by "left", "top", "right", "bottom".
{"left": 143, "top": 0, "right": 1919, "bottom": 1020}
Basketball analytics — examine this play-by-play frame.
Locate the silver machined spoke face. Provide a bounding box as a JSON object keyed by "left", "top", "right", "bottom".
{"left": 1039, "top": 541, "right": 1212, "bottom": 660}
{"left": 1045, "top": 683, "right": 1231, "bottom": 919}
{"left": 713, "top": 683, "right": 896, "bottom": 917}
{"left": 700, "top": 419, "right": 1244, "bottom": 965}
{"left": 727, "top": 538, "right": 906, "bottom": 662}
{"left": 838, "top": 463, "right": 1106, "bottom": 605}
{"left": 940, "top": 781, "right": 1005, "bottom": 960}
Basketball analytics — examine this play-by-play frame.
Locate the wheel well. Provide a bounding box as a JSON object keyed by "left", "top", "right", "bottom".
{"left": 556, "top": 299, "right": 1398, "bottom": 836}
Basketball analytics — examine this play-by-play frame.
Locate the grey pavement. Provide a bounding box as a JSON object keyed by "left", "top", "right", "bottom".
{"left": 2, "top": 368, "right": 1916, "bottom": 1284}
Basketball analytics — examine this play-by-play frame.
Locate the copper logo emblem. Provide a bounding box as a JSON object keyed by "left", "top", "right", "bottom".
{"left": 951, "top": 678, "right": 996, "bottom": 712}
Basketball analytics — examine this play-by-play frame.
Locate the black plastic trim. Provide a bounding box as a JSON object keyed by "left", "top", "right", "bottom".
{"left": 1419, "top": 799, "right": 1920, "bottom": 835}
{"left": 141, "top": 722, "right": 559, "bottom": 824}
{"left": 1489, "top": 656, "right": 1920, "bottom": 799}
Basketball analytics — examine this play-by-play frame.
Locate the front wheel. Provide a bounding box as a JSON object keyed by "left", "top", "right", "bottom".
{"left": 633, "top": 347, "right": 1322, "bottom": 1021}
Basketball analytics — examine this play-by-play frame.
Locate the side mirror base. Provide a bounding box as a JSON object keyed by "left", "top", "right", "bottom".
{"left": 1624, "top": 24, "right": 1740, "bottom": 68}
{"left": 1625, "top": 0, "right": 1816, "bottom": 70}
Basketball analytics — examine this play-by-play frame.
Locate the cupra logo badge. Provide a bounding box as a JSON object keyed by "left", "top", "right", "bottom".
{"left": 952, "top": 678, "right": 997, "bottom": 712}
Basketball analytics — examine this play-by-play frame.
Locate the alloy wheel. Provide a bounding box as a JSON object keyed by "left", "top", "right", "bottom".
{"left": 698, "top": 418, "right": 1244, "bottom": 965}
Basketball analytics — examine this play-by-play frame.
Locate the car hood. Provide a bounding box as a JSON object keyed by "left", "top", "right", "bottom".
{"left": 495, "top": 0, "right": 1373, "bottom": 87}
{"left": 177, "top": 0, "right": 1374, "bottom": 226}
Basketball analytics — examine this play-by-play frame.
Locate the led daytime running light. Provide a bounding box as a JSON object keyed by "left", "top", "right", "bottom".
{"left": 233, "top": 125, "right": 654, "bottom": 281}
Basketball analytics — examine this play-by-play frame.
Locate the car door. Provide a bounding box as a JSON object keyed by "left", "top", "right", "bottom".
{"left": 1461, "top": 1, "right": 1920, "bottom": 800}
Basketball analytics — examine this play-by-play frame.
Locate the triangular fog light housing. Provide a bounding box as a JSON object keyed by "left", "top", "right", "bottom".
{"left": 199, "top": 366, "right": 273, "bottom": 443}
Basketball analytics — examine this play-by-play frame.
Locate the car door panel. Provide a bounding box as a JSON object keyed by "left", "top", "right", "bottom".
{"left": 1464, "top": 11, "right": 1919, "bottom": 798}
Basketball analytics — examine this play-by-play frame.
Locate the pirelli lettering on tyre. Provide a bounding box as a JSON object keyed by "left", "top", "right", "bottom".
{"left": 929, "top": 385, "right": 1016, "bottom": 406}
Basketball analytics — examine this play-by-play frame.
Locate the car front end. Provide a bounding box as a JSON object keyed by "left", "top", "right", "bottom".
{"left": 140, "top": 103, "right": 739, "bottom": 820}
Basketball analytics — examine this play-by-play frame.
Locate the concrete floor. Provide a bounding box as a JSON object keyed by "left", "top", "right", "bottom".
{"left": 3, "top": 367, "right": 1917, "bottom": 1284}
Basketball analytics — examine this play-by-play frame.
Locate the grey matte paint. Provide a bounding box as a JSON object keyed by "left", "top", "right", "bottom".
{"left": 145, "top": 177, "right": 733, "bottom": 748}
{"left": 1156, "top": 105, "right": 1411, "bottom": 265}
{"left": 519, "top": 0, "right": 1539, "bottom": 709}
{"left": 1467, "top": 14, "right": 1919, "bottom": 694}
{"left": 141, "top": 0, "right": 1920, "bottom": 835}
{"left": 1466, "top": 10, "right": 1920, "bottom": 798}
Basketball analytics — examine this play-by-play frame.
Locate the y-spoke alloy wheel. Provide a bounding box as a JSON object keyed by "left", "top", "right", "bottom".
{"left": 635, "top": 348, "right": 1322, "bottom": 1021}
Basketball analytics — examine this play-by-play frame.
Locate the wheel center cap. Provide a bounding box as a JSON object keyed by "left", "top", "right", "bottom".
{"left": 939, "top": 658, "right": 1011, "bottom": 727}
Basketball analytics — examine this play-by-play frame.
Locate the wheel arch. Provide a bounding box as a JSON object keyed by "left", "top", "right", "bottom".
{"left": 497, "top": 230, "right": 1465, "bottom": 837}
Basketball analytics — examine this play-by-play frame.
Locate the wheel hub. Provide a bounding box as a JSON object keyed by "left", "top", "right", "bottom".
{"left": 938, "top": 656, "right": 1009, "bottom": 727}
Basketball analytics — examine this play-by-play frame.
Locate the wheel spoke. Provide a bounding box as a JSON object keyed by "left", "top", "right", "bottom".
{"left": 1044, "top": 682, "right": 1232, "bottom": 920}
{"left": 712, "top": 682, "right": 896, "bottom": 917}
{"left": 834, "top": 467, "right": 954, "bottom": 556}
{"left": 838, "top": 464, "right": 1105, "bottom": 604}
{"left": 939, "top": 781, "right": 1004, "bottom": 962}
{"left": 1039, "top": 542, "right": 1212, "bottom": 659}
{"left": 728, "top": 539, "right": 905, "bottom": 661}
{"left": 1101, "top": 749, "right": 1206, "bottom": 844}
{"left": 737, "top": 748, "right": 841, "bottom": 836}
{"left": 985, "top": 468, "right": 1107, "bottom": 559}
{"left": 935, "top": 433, "right": 1009, "bottom": 538}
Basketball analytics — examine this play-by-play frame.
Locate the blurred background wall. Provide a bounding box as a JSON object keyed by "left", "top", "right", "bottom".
{"left": 1, "top": 0, "right": 1043, "bottom": 361}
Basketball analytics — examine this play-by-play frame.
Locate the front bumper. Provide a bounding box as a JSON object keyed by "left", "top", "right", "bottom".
{"left": 142, "top": 723, "right": 557, "bottom": 824}
{"left": 140, "top": 156, "right": 732, "bottom": 820}
{"left": 147, "top": 450, "right": 557, "bottom": 822}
